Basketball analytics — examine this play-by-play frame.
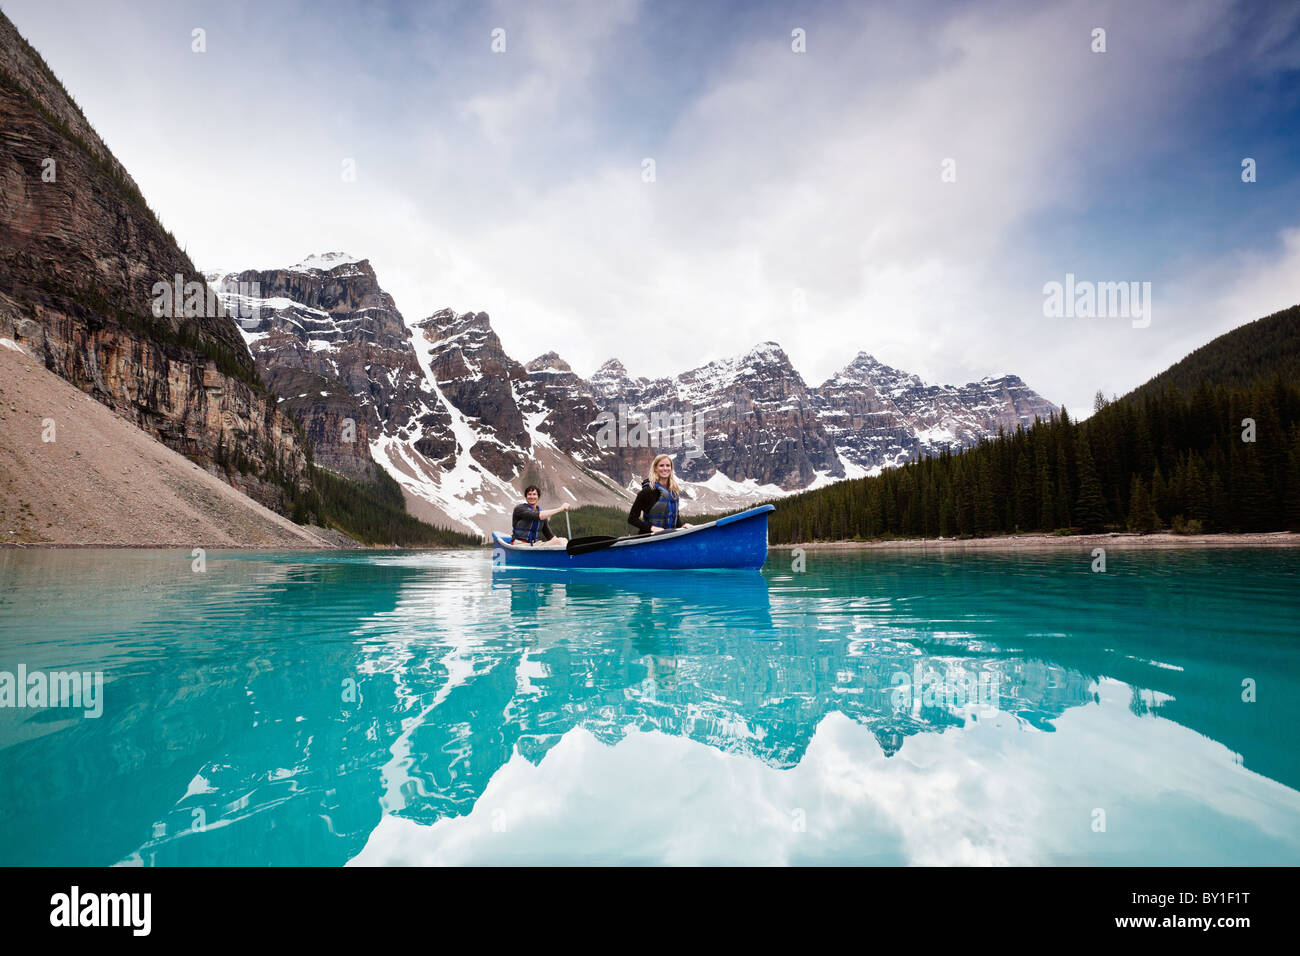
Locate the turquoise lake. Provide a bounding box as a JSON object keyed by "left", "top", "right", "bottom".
{"left": 0, "top": 546, "right": 1297, "bottom": 866}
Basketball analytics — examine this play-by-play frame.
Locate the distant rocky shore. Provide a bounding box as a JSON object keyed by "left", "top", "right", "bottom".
{"left": 784, "top": 532, "right": 1300, "bottom": 551}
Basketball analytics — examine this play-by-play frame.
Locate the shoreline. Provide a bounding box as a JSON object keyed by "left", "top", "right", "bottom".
{"left": 0, "top": 541, "right": 469, "bottom": 551}
{"left": 6, "top": 531, "right": 1297, "bottom": 553}
{"left": 781, "top": 531, "right": 1300, "bottom": 551}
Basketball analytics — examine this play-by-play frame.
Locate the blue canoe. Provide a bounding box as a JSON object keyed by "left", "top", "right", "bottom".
{"left": 492, "top": 504, "right": 774, "bottom": 571}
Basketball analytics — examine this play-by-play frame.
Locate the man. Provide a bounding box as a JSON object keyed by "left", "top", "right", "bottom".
{"left": 510, "top": 485, "right": 570, "bottom": 546}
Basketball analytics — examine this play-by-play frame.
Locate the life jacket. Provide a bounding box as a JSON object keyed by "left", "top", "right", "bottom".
{"left": 646, "top": 481, "right": 679, "bottom": 529}
{"left": 512, "top": 504, "right": 542, "bottom": 544}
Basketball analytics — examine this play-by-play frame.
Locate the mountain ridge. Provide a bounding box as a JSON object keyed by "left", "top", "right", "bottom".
{"left": 766, "top": 302, "right": 1300, "bottom": 543}
{"left": 203, "top": 249, "right": 1056, "bottom": 536}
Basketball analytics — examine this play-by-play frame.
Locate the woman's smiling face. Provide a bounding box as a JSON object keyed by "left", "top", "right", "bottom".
{"left": 655, "top": 458, "right": 672, "bottom": 479}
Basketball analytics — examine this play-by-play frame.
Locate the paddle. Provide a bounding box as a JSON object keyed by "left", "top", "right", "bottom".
{"left": 566, "top": 534, "right": 623, "bottom": 556}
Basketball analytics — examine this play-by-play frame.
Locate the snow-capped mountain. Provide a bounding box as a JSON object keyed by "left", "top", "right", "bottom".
{"left": 587, "top": 358, "right": 647, "bottom": 400}
{"left": 382, "top": 308, "right": 629, "bottom": 533}
{"left": 206, "top": 254, "right": 426, "bottom": 483}
{"left": 208, "top": 253, "right": 1056, "bottom": 537}
{"left": 588, "top": 342, "right": 845, "bottom": 491}
{"left": 207, "top": 260, "right": 627, "bottom": 536}
{"left": 814, "top": 353, "right": 1058, "bottom": 475}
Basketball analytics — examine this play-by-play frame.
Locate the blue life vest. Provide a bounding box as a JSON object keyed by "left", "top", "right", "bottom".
{"left": 647, "top": 482, "right": 679, "bottom": 529}
{"left": 512, "top": 504, "right": 542, "bottom": 544}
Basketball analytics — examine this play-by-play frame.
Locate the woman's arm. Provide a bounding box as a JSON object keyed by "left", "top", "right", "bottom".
{"left": 627, "top": 487, "right": 656, "bottom": 533}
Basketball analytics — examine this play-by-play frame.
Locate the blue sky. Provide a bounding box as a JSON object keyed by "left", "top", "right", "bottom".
{"left": 4, "top": 0, "right": 1299, "bottom": 417}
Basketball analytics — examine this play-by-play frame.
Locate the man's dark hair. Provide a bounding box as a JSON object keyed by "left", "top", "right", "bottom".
{"left": 524, "top": 485, "right": 541, "bottom": 496}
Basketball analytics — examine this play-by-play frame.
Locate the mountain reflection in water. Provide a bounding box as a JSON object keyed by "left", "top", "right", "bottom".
{"left": 0, "top": 547, "right": 1296, "bottom": 865}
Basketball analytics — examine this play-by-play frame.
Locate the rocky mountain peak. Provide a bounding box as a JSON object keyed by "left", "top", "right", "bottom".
{"left": 526, "top": 351, "right": 572, "bottom": 374}
{"left": 678, "top": 340, "right": 805, "bottom": 405}
{"left": 826, "top": 353, "right": 922, "bottom": 390}
{"left": 289, "top": 251, "right": 368, "bottom": 275}
{"left": 979, "top": 372, "right": 1025, "bottom": 386}
{"left": 746, "top": 341, "right": 786, "bottom": 361}
{"left": 208, "top": 252, "right": 394, "bottom": 334}
{"left": 417, "top": 308, "right": 497, "bottom": 341}
{"left": 588, "top": 358, "right": 648, "bottom": 400}
{"left": 813, "top": 350, "right": 1057, "bottom": 475}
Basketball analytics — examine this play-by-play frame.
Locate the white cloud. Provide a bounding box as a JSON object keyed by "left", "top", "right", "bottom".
{"left": 4, "top": 0, "right": 1292, "bottom": 414}
{"left": 1208, "top": 227, "right": 1300, "bottom": 339}
{"left": 347, "top": 679, "right": 1300, "bottom": 865}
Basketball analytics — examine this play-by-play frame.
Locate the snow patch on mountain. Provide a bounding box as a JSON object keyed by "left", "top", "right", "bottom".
{"left": 370, "top": 324, "right": 519, "bottom": 535}
{"left": 914, "top": 423, "right": 958, "bottom": 445}
{"left": 290, "top": 251, "right": 366, "bottom": 273}
{"left": 696, "top": 469, "right": 787, "bottom": 498}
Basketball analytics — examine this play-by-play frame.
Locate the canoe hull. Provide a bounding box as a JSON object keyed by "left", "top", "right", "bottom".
{"left": 492, "top": 505, "right": 774, "bottom": 571}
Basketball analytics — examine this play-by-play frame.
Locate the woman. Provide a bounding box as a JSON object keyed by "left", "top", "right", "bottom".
{"left": 627, "top": 454, "right": 693, "bottom": 535}
{"left": 511, "top": 485, "right": 569, "bottom": 546}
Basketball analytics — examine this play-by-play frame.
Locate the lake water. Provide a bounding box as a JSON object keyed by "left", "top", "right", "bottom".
{"left": 0, "top": 546, "right": 1297, "bottom": 865}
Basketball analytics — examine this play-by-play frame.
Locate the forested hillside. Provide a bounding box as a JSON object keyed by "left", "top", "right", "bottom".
{"left": 1128, "top": 305, "right": 1300, "bottom": 399}
{"left": 770, "top": 306, "right": 1300, "bottom": 543}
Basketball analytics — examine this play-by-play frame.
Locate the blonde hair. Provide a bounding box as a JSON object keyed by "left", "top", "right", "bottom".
{"left": 645, "top": 454, "right": 680, "bottom": 494}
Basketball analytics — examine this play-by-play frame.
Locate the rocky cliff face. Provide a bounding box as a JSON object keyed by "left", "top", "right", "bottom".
{"left": 0, "top": 11, "right": 311, "bottom": 511}
{"left": 520, "top": 351, "right": 629, "bottom": 481}
{"left": 220, "top": 289, "right": 1057, "bottom": 531}
{"left": 587, "top": 358, "right": 649, "bottom": 402}
{"left": 414, "top": 309, "right": 532, "bottom": 479}
{"left": 206, "top": 253, "right": 433, "bottom": 483}
{"left": 588, "top": 343, "right": 844, "bottom": 491}
{"left": 331, "top": 303, "right": 626, "bottom": 535}
{"left": 815, "top": 353, "right": 1059, "bottom": 473}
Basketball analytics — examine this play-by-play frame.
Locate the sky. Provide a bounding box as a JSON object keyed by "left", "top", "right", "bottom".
{"left": 4, "top": 0, "right": 1299, "bottom": 417}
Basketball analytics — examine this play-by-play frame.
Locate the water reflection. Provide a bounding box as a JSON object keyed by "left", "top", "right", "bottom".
{"left": 0, "top": 547, "right": 1296, "bottom": 865}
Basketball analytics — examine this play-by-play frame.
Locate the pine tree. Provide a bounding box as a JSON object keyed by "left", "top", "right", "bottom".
{"left": 956, "top": 464, "right": 974, "bottom": 536}
{"left": 1239, "top": 446, "right": 1272, "bottom": 531}
{"left": 1207, "top": 472, "right": 1226, "bottom": 532}
{"left": 1127, "top": 475, "right": 1158, "bottom": 534}
{"left": 1150, "top": 465, "right": 1168, "bottom": 526}
{"left": 924, "top": 472, "right": 941, "bottom": 537}
{"left": 1074, "top": 434, "right": 1108, "bottom": 532}
{"left": 974, "top": 457, "right": 996, "bottom": 535}
{"left": 1055, "top": 434, "right": 1073, "bottom": 528}
{"left": 1288, "top": 426, "right": 1300, "bottom": 531}
{"left": 1014, "top": 447, "right": 1035, "bottom": 531}
{"left": 1037, "top": 449, "right": 1054, "bottom": 530}
{"left": 1185, "top": 452, "right": 1209, "bottom": 525}
{"left": 868, "top": 484, "right": 885, "bottom": 537}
